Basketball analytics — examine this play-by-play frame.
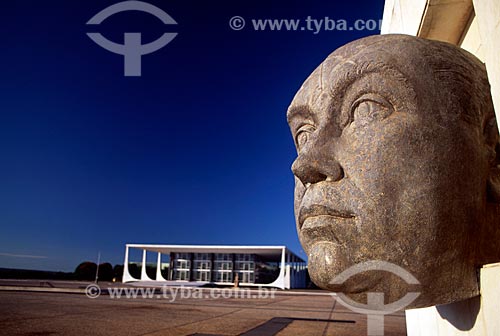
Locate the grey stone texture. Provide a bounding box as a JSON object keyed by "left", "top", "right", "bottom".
{"left": 287, "top": 34, "right": 500, "bottom": 308}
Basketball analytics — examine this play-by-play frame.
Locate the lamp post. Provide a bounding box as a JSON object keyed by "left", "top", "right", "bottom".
{"left": 95, "top": 251, "right": 101, "bottom": 283}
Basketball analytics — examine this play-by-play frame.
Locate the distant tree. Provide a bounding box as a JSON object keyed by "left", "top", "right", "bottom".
{"left": 146, "top": 265, "right": 156, "bottom": 279}
{"left": 97, "top": 263, "right": 113, "bottom": 282}
{"left": 113, "top": 264, "right": 124, "bottom": 282}
{"left": 74, "top": 262, "right": 97, "bottom": 281}
{"left": 128, "top": 263, "right": 140, "bottom": 279}
{"left": 0, "top": 268, "right": 74, "bottom": 281}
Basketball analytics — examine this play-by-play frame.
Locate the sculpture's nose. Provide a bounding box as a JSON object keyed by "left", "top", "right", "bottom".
{"left": 291, "top": 145, "right": 344, "bottom": 186}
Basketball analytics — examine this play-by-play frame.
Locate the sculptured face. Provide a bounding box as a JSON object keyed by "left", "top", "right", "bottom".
{"left": 288, "top": 35, "right": 496, "bottom": 307}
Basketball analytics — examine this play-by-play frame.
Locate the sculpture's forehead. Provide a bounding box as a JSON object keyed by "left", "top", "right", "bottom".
{"left": 288, "top": 53, "right": 364, "bottom": 115}
{"left": 288, "top": 36, "right": 423, "bottom": 118}
{"left": 290, "top": 65, "right": 327, "bottom": 111}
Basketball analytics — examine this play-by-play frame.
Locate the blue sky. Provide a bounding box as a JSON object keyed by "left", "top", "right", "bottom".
{"left": 0, "top": 0, "right": 384, "bottom": 271}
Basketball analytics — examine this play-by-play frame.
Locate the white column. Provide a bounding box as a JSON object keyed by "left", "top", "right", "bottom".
{"left": 406, "top": 263, "right": 500, "bottom": 335}
{"left": 292, "top": 256, "right": 299, "bottom": 288}
{"left": 285, "top": 252, "right": 293, "bottom": 289}
{"left": 156, "top": 252, "right": 167, "bottom": 281}
{"left": 284, "top": 251, "right": 291, "bottom": 289}
{"left": 122, "top": 245, "right": 138, "bottom": 283}
{"left": 472, "top": 0, "right": 500, "bottom": 130}
{"left": 140, "top": 249, "right": 153, "bottom": 281}
{"left": 267, "top": 247, "right": 287, "bottom": 289}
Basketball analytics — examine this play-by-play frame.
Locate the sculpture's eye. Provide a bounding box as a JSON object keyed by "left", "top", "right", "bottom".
{"left": 295, "top": 124, "right": 315, "bottom": 151}
{"left": 351, "top": 94, "right": 393, "bottom": 125}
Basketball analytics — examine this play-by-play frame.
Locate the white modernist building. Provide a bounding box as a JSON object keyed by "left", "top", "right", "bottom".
{"left": 122, "top": 244, "right": 307, "bottom": 289}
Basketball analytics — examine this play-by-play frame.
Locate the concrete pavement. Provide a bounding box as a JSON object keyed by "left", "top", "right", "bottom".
{"left": 0, "top": 280, "right": 407, "bottom": 335}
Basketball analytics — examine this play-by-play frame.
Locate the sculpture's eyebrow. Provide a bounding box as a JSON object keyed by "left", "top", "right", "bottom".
{"left": 286, "top": 59, "right": 409, "bottom": 130}
{"left": 326, "top": 60, "right": 408, "bottom": 99}
{"left": 287, "top": 106, "right": 315, "bottom": 127}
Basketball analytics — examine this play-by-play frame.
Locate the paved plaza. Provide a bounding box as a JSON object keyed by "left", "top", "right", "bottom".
{"left": 0, "top": 281, "right": 406, "bottom": 336}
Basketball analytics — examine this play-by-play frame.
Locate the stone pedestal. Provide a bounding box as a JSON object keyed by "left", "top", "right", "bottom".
{"left": 405, "top": 263, "right": 500, "bottom": 336}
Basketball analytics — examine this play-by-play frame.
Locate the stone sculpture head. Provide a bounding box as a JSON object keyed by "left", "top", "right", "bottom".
{"left": 287, "top": 34, "right": 500, "bottom": 308}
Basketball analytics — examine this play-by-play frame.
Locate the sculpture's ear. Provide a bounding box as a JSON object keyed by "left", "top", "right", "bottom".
{"left": 485, "top": 117, "right": 500, "bottom": 203}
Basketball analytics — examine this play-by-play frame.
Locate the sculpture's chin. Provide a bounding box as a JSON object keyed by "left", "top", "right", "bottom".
{"left": 306, "top": 240, "right": 417, "bottom": 305}
{"left": 307, "top": 241, "right": 348, "bottom": 289}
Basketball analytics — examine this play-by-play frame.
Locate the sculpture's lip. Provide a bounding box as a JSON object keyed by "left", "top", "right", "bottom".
{"left": 299, "top": 204, "right": 355, "bottom": 230}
